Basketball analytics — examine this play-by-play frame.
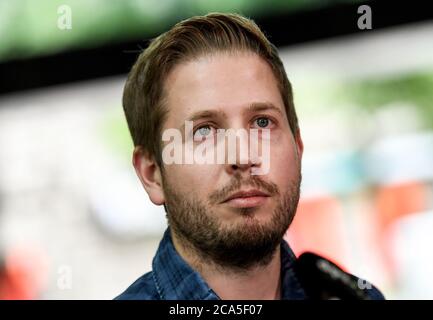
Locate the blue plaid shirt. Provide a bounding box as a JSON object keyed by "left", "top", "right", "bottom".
{"left": 115, "top": 228, "right": 384, "bottom": 300}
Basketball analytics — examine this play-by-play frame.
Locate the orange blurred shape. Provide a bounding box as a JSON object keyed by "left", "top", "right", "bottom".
{"left": 285, "top": 196, "right": 351, "bottom": 270}
{"left": 375, "top": 181, "right": 429, "bottom": 280}
{"left": 0, "top": 246, "right": 48, "bottom": 300}
{"left": 376, "top": 181, "right": 427, "bottom": 231}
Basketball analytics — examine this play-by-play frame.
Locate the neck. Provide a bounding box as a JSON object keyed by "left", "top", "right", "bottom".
{"left": 171, "top": 230, "right": 282, "bottom": 300}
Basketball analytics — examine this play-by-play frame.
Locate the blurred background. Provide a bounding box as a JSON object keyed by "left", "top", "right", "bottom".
{"left": 0, "top": 0, "right": 432, "bottom": 299}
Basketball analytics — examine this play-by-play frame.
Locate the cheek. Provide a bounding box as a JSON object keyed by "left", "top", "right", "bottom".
{"left": 269, "top": 138, "right": 299, "bottom": 186}
{"left": 164, "top": 164, "right": 218, "bottom": 195}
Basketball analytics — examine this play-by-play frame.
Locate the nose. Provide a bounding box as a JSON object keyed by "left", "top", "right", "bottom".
{"left": 230, "top": 161, "right": 254, "bottom": 172}
{"left": 224, "top": 129, "right": 261, "bottom": 175}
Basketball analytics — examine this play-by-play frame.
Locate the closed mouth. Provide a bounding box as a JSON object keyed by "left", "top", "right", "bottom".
{"left": 222, "top": 189, "right": 270, "bottom": 203}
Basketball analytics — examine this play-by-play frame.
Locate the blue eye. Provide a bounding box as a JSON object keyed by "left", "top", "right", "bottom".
{"left": 255, "top": 117, "right": 270, "bottom": 128}
{"left": 193, "top": 125, "right": 214, "bottom": 140}
{"left": 198, "top": 126, "right": 211, "bottom": 136}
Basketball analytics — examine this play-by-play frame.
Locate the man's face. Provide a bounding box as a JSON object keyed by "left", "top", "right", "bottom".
{"left": 159, "top": 51, "right": 303, "bottom": 269}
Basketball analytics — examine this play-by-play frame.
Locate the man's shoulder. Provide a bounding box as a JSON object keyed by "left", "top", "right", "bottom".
{"left": 114, "top": 271, "right": 160, "bottom": 300}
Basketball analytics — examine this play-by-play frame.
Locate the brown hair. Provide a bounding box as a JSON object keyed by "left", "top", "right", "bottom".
{"left": 122, "top": 12, "right": 299, "bottom": 167}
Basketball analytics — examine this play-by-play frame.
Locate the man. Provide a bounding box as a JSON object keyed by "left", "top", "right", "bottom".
{"left": 116, "top": 13, "right": 384, "bottom": 300}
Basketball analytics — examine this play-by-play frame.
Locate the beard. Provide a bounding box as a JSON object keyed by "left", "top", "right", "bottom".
{"left": 162, "top": 170, "right": 302, "bottom": 271}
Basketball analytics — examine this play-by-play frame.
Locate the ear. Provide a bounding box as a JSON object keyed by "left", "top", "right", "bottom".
{"left": 132, "top": 146, "right": 165, "bottom": 206}
{"left": 294, "top": 128, "right": 304, "bottom": 161}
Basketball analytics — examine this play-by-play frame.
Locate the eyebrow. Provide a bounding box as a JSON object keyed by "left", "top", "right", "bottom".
{"left": 246, "top": 102, "right": 283, "bottom": 117}
{"left": 186, "top": 109, "right": 227, "bottom": 123}
{"left": 179, "top": 102, "right": 283, "bottom": 131}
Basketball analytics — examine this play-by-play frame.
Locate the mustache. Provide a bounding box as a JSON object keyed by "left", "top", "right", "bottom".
{"left": 208, "top": 174, "right": 280, "bottom": 205}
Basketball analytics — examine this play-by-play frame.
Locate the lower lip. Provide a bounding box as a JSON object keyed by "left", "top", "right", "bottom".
{"left": 223, "top": 196, "right": 269, "bottom": 208}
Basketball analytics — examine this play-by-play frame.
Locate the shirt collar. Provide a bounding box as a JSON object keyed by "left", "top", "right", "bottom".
{"left": 152, "top": 228, "right": 307, "bottom": 300}
{"left": 152, "top": 228, "right": 219, "bottom": 300}
{"left": 280, "top": 239, "right": 309, "bottom": 299}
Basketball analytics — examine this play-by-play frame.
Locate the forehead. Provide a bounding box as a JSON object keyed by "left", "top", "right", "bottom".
{"left": 163, "top": 52, "right": 286, "bottom": 126}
